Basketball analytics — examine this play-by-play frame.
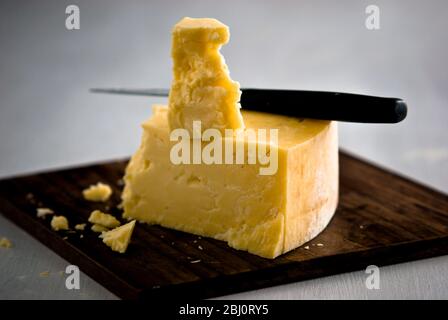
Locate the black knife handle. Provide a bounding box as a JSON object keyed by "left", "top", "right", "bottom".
{"left": 240, "top": 89, "right": 407, "bottom": 123}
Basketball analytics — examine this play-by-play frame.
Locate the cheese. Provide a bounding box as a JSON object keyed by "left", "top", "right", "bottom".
{"left": 121, "top": 18, "right": 339, "bottom": 259}
{"left": 0, "top": 237, "right": 13, "bottom": 248}
{"left": 36, "top": 208, "right": 54, "bottom": 219}
{"left": 100, "top": 220, "right": 136, "bottom": 253}
{"left": 168, "top": 17, "right": 244, "bottom": 134}
{"left": 91, "top": 224, "right": 109, "bottom": 233}
{"left": 74, "top": 223, "right": 86, "bottom": 231}
{"left": 39, "top": 271, "right": 50, "bottom": 277}
{"left": 83, "top": 182, "right": 112, "bottom": 202}
{"left": 51, "top": 216, "right": 69, "bottom": 231}
{"left": 88, "top": 210, "right": 121, "bottom": 228}
{"left": 122, "top": 106, "right": 338, "bottom": 258}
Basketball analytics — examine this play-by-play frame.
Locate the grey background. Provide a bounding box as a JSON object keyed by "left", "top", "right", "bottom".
{"left": 0, "top": 0, "right": 447, "bottom": 299}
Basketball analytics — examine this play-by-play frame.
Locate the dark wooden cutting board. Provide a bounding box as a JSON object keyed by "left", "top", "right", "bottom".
{"left": 0, "top": 151, "right": 447, "bottom": 299}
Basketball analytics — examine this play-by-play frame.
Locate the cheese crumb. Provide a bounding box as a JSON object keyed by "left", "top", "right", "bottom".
{"left": 91, "top": 224, "right": 109, "bottom": 233}
{"left": 36, "top": 208, "right": 54, "bottom": 219}
{"left": 0, "top": 237, "right": 13, "bottom": 248}
{"left": 100, "top": 220, "right": 136, "bottom": 253}
{"left": 88, "top": 210, "right": 121, "bottom": 228}
{"left": 316, "top": 243, "right": 324, "bottom": 247}
{"left": 190, "top": 259, "right": 201, "bottom": 264}
{"left": 304, "top": 246, "right": 310, "bottom": 250}
{"left": 75, "top": 223, "right": 86, "bottom": 231}
{"left": 39, "top": 271, "right": 50, "bottom": 277}
{"left": 82, "top": 182, "right": 112, "bottom": 202}
{"left": 51, "top": 216, "right": 69, "bottom": 231}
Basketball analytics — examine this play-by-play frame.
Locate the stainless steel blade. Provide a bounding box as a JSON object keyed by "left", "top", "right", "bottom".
{"left": 90, "top": 88, "right": 169, "bottom": 97}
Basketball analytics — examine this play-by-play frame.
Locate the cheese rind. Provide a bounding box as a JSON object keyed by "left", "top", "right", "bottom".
{"left": 168, "top": 17, "right": 244, "bottom": 134}
{"left": 122, "top": 106, "right": 338, "bottom": 258}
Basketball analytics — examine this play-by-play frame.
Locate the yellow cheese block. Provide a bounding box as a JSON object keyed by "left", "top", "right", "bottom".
{"left": 168, "top": 17, "right": 244, "bottom": 134}
{"left": 122, "top": 106, "right": 338, "bottom": 258}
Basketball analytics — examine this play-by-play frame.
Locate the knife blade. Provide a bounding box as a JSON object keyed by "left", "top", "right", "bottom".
{"left": 90, "top": 87, "right": 407, "bottom": 123}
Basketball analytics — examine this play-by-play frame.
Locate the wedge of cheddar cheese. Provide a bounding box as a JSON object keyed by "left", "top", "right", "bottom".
{"left": 168, "top": 17, "right": 244, "bottom": 134}
{"left": 122, "top": 17, "right": 338, "bottom": 259}
{"left": 122, "top": 106, "right": 338, "bottom": 258}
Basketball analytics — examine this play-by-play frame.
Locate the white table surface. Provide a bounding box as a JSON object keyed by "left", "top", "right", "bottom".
{"left": 1, "top": 0, "right": 447, "bottom": 299}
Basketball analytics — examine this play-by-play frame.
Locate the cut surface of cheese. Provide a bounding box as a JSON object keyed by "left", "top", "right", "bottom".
{"left": 100, "top": 220, "right": 136, "bottom": 253}
{"left": 168, "top": 17, "right": 244, "bottom": 134}
{"left": 122, "top": 106, "right": 338, "bottom": 258}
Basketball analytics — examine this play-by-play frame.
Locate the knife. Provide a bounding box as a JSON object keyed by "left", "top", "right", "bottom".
{"left": 90, "top": 88, "right": 407, "bottom": 123}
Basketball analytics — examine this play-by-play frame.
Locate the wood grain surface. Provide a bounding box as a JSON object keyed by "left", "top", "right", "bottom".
{"left": 0, "top": 151, "right": 447, "bottom": 299}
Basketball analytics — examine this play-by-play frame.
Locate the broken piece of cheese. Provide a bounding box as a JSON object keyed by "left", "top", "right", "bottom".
{"left": 122, "top": 106, "right": 338, "bottom": 258}
{"left": 51, "top": 216, "right": 69, "bottom": 231}
{"left": 83, "top": 182, "right": 112, "bottom": 202}
{"left": 168, "top": 17, "right": 244, "bottom": 134}
{"left": 100, "top": 220, "right": 136, "bottom": 253}
{"left": 88, "top": 210, "right": 121, "bottom": 229}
